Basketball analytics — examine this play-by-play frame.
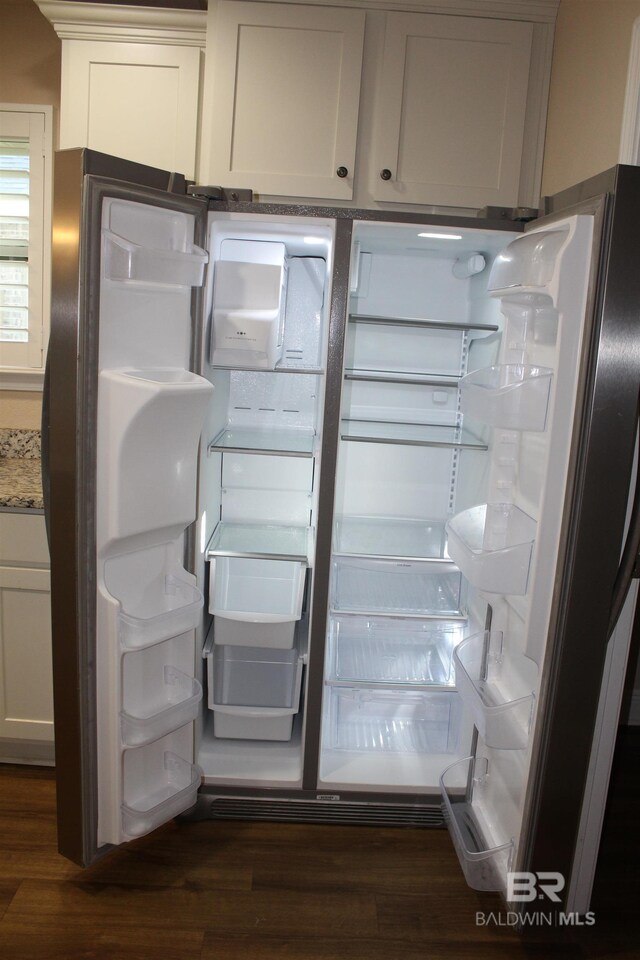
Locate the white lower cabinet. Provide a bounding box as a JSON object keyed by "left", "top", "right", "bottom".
{"left": 0, "top": 513, "right": 54, "bottom": 760}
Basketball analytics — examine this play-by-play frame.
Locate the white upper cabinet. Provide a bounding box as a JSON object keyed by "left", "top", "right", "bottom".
{"left": 37, "top": 1, "right": 206, "bottom": 181}
{"left": 201, "top": 1, "right": 365, "bottom": 200}
{"left": 372, "top": 13, "right": 533, "bottom": 208}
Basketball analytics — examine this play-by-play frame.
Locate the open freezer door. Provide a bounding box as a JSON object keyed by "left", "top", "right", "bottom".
{"left": 47, "top": 150, "right": 211, "bottom": 866}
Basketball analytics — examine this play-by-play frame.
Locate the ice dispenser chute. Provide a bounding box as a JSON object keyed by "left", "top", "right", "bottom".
{"left": 211, "top": 239, "right": 288, "bottom": 369}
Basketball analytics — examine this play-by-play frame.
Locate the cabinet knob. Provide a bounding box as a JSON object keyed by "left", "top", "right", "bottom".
{"left": 380, "top": 169, "right": 392, "bottom": 181}
{"left": 336, "top": 166, "right": 349, "bottom": 179}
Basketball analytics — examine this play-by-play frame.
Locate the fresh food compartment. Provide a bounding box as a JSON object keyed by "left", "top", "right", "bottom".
{"left": 440, "top": 755, "right": 514, "bottom": 891}
{"left": 326, "top": 615, "right": 465, "bottom": 687}
{"left": 323, "top": 687, "right": 462, "bottom": 754}
{"left": 453, "top": 631, "right": 535, "bottom": 750}
{"left": 460, "top": 364, "right": 553, "bottom": 432}
{"left": 331, "top": 557, "right": 466, "bottom": 619}
{"left": 445, "top": 503, "right": 536, "bottom": 596}
{"left": 209, "top": 556, "right": 306, "bottom": 648}
{"left": 333, "top": 516, "right": 448, "bottom": 560}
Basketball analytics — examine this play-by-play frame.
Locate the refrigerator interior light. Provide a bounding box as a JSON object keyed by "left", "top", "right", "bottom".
{"left": 417, "top": 232, "right": 463, "bottom": 240}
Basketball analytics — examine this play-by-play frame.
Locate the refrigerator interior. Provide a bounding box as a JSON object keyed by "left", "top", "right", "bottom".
{"left": 196, "top": 213, "right": 336, "bottom": 787}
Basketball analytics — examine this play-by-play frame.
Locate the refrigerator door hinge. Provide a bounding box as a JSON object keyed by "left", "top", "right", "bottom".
{"left": 187, "top": 184, "right": 254, "bottom": 203}
{"left": 477, "top": 205, "right": 539, "bottom": 222}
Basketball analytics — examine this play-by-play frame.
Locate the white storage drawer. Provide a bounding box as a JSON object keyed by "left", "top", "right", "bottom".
{"left": 323, "top": 686, "right": 461, "bottom": 754}
{"left": 204, "top": 635, "right": 304, "bottom": 741}
{"left": 211, "top": 645, "right": 301, "bottom": 709}
{"left": 209, "top": 556, "right": 306, "bottom": 648}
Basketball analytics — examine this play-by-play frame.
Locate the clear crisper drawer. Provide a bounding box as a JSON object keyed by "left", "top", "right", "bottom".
{"left": 445, "top": 503, "right": 536, "bottom": 596}
{"left": 121, "top": 752, "right": 201, "bottom": 839}
{"left": 440, "top": 756, "right": 514, "bottom": 891}
{"left": 326, "top": 616, "right": 466, "bottom": 687}
{"left": 453, "top": 632, "right": 534, "bottom": 750}
{"left": 120, "top": 668, "right": 203, "bottom": 748}
{"left": 460, "top": 364, "right": 553, "bottom": 432}
{"left": 331, "top": 557, "right": 465, "bottom": 618}
{"left": 324, "top": 687, "right": 461, "bottom": 754}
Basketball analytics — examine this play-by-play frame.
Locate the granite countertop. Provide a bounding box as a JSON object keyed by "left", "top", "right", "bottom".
{"left": 0, "top": 429, "right": 44, "bottom": 510}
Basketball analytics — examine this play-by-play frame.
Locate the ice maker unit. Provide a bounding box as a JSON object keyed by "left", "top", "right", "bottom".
{"left": 211, "top": 239, "right": 288, "bottom": 369}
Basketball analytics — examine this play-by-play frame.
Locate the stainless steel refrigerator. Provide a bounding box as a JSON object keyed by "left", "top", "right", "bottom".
{"left": 45, "top": 149, "right": 640, "bottom": 917}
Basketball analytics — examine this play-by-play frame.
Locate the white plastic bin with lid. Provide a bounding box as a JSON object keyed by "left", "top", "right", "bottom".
{"left": 209, "top": 557, "right": 306, "bottom": 648}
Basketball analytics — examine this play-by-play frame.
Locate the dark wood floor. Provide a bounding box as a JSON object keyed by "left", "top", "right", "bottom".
{"left": 0, "top": 730, "right": 638, "bottom": 959}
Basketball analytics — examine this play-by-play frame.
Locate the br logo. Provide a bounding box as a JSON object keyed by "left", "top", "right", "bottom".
{"left": 507, "top": 872, "right": 565, "bottom": 902}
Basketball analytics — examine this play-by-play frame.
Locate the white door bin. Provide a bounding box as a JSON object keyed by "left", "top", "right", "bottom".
{"left": 209, "top": 556, "right": 306, "bottom": 648}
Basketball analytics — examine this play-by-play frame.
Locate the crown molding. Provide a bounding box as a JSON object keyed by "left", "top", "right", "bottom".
{"left": 35, "top": 1, "right": 207, "bottom": 45}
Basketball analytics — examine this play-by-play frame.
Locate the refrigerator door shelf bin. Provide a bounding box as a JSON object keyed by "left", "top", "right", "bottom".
{"left": 460, "top": 364, "right": 553, "bottom": 432}
{"left": 209, "top": 555, "right": 305, "bottom": 648}
{"left": 120, "top": 668, "right": 203, "bottom": 748}
{"left": 208, "top": 426, "right": 315, "bottom": 458}
{"left": 333, "top": 516, "right": 448, "bottom": 562}
{"left": 208, "top": 521, "right": 312, "bottom": 563}
{"left": 331, "top": 557, "right": 466, "bottom": 619}
{"left": 103, "top": 229, "right": 208, "bottom": 288}
{"left": 118, "top": 574, "right": 203, "bottom": 651}
{"left": 440, "top": 756, "right": 514, "bottom": 891}
{"left": 445, "top": 503, "right": 536, "bottom": 596}
{"left": 326, "top": 615, "right": 465, "bottom": 688}
{"left": 340, "top": 419, "right": 488, "bottom": 451}
{"left": 454, "top": 632, "right": 535, "bottom": 750}
{"left": 121, "top": 752, "right": 201, "bottom": 839}
{"left": 325, "top": 687, "right": 461, "bottom": 754}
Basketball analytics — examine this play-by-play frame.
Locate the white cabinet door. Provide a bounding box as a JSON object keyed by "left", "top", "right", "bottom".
{"left": 204, "top": 1, "right": 365, "bottom": 199}
{"left": 60, "top": 40, "right": 201, "bottom": 179}
{"left": 373, "top": 13, "right": 533, "bottom": 208}
{"left": 0, "top": 515, "right": 53, "bottom": 745}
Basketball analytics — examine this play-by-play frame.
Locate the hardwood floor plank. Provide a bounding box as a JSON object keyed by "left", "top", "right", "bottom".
{"left": 0, "top": 880, "right": 21, "bottom": 921}
{"left": 0, "top": 915, "right": 205, "bottom": 960}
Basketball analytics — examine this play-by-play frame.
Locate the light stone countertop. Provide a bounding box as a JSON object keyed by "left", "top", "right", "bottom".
{"left": 0, "top": 429, "right": 44, "bottom": 511}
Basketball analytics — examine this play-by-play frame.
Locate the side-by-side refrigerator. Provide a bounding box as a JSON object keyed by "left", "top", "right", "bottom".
{"left": 45, "top": 150, "right": 640, "bottom": 914}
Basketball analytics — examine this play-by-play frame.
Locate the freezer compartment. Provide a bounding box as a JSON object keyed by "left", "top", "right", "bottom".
{"left": 453, "top": 631, "right": 535, "bottom": 750}
{"left": 331, "top": 557, "right": 466, "bottom": 618}
{"left": 103, "top": 229, "right": 208, "bottom": 287}
{"left": 333, "top": 516, "right": 447, "bottom": 560}
{"left": 209, "top": 557, "right": 306, "bottom": 648}
{"left": 440, "top": 756, "right": 514, "bottom": 891}
{"left": 323, "top": 687, "right": 462, "bottom": 754}
{"left": 445, "top": 503, "right": 536, "bottom": 596}
{"left": 326, "top": 615, "right": 465, "bottom": 687}
{"left": 460, "top": 364, "right": 553, "bottom": 432}
{"left": 120, "top": 667, "right": 202, "bottom": 748}
{"left": 121, "top": 750, "right": 201, "bottom": 839}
